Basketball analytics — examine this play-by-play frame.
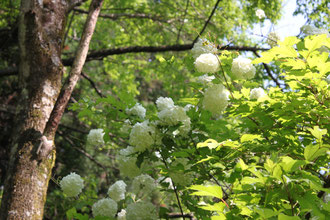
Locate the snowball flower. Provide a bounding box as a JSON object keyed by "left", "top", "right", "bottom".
{"left": 92, "top": 198, "right": 118, "bottom": 218}
{"left": 126, "top": 103, "right": 146, "bottom": 118}
{"left": 117, "top": 146, "right": 142, "bottom": 178}
{"left": 256, "top": 9, "right": 266, "bottom": 19}
{"left": 129, "top": 121, "right": 156, "bottom": 152}
{"left": 158, "top": 106, "right": 188, "bottom": 126}
{"left": 156, "top": 97, "right": 175, "bottom": 111}
{"left": 60, "top": 172, "right": 84, "bottom": 197}
{"left": 231, "top": 56, "right": 256, "bottom": 80}
{"left": 108, "top": 180, "right": 127, "bottom": 202}
{"left": 194, "top": 53, "right": 220, "bottom": 73}
{"left": 191, "top": 38, "right": 218, "bottom": 58}
{"left": 197, "top": 74, "right": 215, "bottom": 85}
{"left": 87, "top": 129, "right": 105, "bottom": 146}
{"left": 203, "top": 84, "right": 230, "bottom": 116}
{"left": 117, "top": 209, "right": 127, "bottom": 220}
{"left": 132, "top": 174, "right": 157, "bottom": 196}
{"left": 126, "top": 202, "right": 158, "bottom": 220}
{"left": 250, "top": 87, "right": 267, "bottom": 100}
{"left": 267, "top": 32, "right": 281, "bottom": 47}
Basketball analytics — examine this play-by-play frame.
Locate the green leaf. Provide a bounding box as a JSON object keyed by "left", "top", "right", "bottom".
{"left": 304, "top": 144, "right": 328, "bottom": 161}
{"left": 240, "top": 134, "right": 263, "bottom": 143}
{"left": 189, "top": 185, "right": 223, "bottom": 199}
{"left": 199, "top": 202, "right": 226, "bottom": 212}
{"left": 280, "top": 156, "right": 306, "bottom": 173}
{"left": 254, "top": 207, "right": 278, "bottom": 218}
{"left": 196, "top": 156, "right": 215, "bottom": 164}
{"left": 197, "top": 139, "right": 221, "bottom": 149}
{"left": 178, "top": 98, "right": 199, "bottom": 105}
{"left": 236, "top": 158, "right": 249, "bottom": 171}
{"left": 211, "top": 214, "right": 226, "bottom": 220}
{"left": 278, "top": 213, "right": 300, "bottom": 220}
{"left": 66, "top": 207, "right": 77, "bottom": 219}
{"left": 307, "top": 126, "right": 327, "bottom": 140}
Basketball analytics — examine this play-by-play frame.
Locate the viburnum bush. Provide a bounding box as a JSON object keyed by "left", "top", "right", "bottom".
{"left": 64, "top": 31, "right": 329, "bottom": 219}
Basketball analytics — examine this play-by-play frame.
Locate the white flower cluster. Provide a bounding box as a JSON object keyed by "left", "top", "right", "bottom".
{"left": 191, "top": 38, "right": 218, "bottom": 58}
{"left": 203, "top": 84, "right": 230, "bottom": 116}
{"left": 250, "top": 87, "right": 267, "bottom": 100}
{"left": 156, "top": 97, "right": 175, "bottom": 111}
{"left": 126, "top": 202, "right": 158, "bottom": 220}
{"left": 197, "top": 74, "right": 215, "bottom": 85}
{"left": 169, "top": 158, "right": 194, "bottom": 186}
{"left": 194, "top": 53, "right": 220, "bottom": 73}
{"left": 129, "top": 121, "right": 156, "bottom": 152}
{"left": 156, "top": 97, "right": 191, "bottom": 135}
{"left": 301, "top": 25, "right": 330, "bottom": 37}
{"left": 231, "top": 56, "right": 256, "bottom": 80}
{"left": 60, "top": 172, "right": 84, "bottom": 197}
{"left": 256, "top": 9, "right": 266, "bottom": 19}
{"left": 117, "top": 146, "right": 141, "bottom": 178}
{"left": 87, "top": 129, "right": 105, "bottom": 146}
{"left": 267, "top": 32, "right": 281, "bottom": 47}
{"left": 132, "top": 174, "right": 157, "bottom": 196}
{"left": 126, "top": 103, "right": 146, "bottom": 119}
{"left": 117, "top": 209, "right": 127, "bottom": 220}
{"left": 92, "top": 198, "right": 118, "bottom": 218}
{"left": 108, "top": 180, "right": 127, "bottom": 202}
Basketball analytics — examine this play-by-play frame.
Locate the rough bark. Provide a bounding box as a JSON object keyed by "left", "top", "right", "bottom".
{"left": 0, "top": 0, "right": 68, "bottom": 219}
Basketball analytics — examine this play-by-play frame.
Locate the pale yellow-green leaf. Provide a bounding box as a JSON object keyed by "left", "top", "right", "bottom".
{"left": 307, "top": 126, "right": 327, "bottom": 140}
{"left": 197, "top": 139, "right": 221, "bottom": 149}
{"left": 240, "top": 134, "right": 263, "bottom": 143}
{"left": 189, "top": 185, "right": 223, "bottom": 199}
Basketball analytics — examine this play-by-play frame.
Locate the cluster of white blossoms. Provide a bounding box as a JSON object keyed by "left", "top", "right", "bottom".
{"left": 197, "top": 74, "right": 215, "bottom": 85}
{"left": 87, "top": 128, "right": 105, "bottom": 146}
{"left": 203, "top": 84, "right": 230, "bottom": 116}
{"left": 117, "top": 209, "right": 127, "bottom": 220}
{"left": 92, "top": 198, "right": 118, "bottom": 218}
{"left": 60, "top": 172, "right": 84, "bottom": 197}
{"left": 126, "top": 202, "right": 158, "bottom": 220}
{"left": 126, "top": 103, "right": 146, "bottom": 119}
{"left": 267, "top": 32, "right": 281, "bottom": 47}
{"left": 129, "top": 121, "right": 156, "bottom": 152}
{"left": 194, "top": 53, "right": 220, "bottom": 73}
{"left": 108, "top": 180, "right": 127, "bottom": 202}
{"left": 191, "top": 38, "right": 218, "bottom": 58}
{"left": 231, "top": 56, "right": 256, "bottom": 80}
{"left": 250, "top": 87, "right": 267, "bottom": 100}
{"left": 117, "top": 146, "right": 142, "bottom": 178}
{"left": 301, "top": 25, "right": 330, "bottom": 37}
{"left": 156, "top": 97, "right": 191, "bottom": 135}
{"left": 156, "top": 96, "right": 175, "bottom": 110}
{"left": 256, "top": 9, "right": 266, "bottom": 19}
{"left": 131, "top": 174, "right": 157, "bottom": 196}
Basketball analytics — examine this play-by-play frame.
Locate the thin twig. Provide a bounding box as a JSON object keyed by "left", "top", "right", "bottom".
{"left": 176, "top": 0, "right": 190, "bottom": 43}
{"left": 81, "top": 72, "right": 105, "bottom": 97}
{"left": 193, "top": 0, "right": 222, "bottom": 44}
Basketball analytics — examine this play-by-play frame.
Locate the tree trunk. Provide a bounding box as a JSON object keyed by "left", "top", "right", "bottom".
{"left": 0, "top": 0, "right": 68, "bottom": 218}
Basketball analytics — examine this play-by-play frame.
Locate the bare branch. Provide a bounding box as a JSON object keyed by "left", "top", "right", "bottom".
{"left": 193, "top": 0, "right": 222, "bottom": 44}
{"left": 253, "top": 51, "right": 283, "bottom": 88}
{"left": 1, "top": 45, "right": 268, "bottom": 76}
{"left": 81, "top": 72, "right": 105, "bottom": 97}
{"left": 176, "top": 0, "right": 190, "bottom": 43}
{"left": 73, "top": 7, "right": 174, "bottom": 23}
{"left": 45, "top": 0, "right": 104, "bottom": 138}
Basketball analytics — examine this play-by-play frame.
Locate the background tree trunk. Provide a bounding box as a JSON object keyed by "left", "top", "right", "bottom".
{"left": 0, "top": 0, "right": 68, "bottom": 218}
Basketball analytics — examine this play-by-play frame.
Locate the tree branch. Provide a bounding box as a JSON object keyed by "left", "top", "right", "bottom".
{"left": 73, "top": 7, "right": 174, "bottom": 23}
{"left": 81, "top": 72, "right": 105, "bottom": 97}
{"left": 253, "top": 51, "right": 283, "bottom": 88}
{"left": 193, "top": 0, "right": 222, "bottom": 44}
{"left": 45, "top": 0, "right": 104, "bottom": 138}
{"left": 1, "top": 45, "right": 268, "bottom": 76}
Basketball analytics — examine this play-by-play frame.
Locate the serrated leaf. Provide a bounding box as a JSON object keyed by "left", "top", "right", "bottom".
{"left": 199, "top": 202, "right": 226, "bottom": 212}
{"left": 190, "top": 185, "right": 223, "bottom": 199}
{"left": 240, "top": 134, "right": 263, "bottom": 143}
{"left": 254, "top": 207, "right": 278, "bottom": 218}
{"left": 307, "top": 126, "right": 327, "bottom": 140}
